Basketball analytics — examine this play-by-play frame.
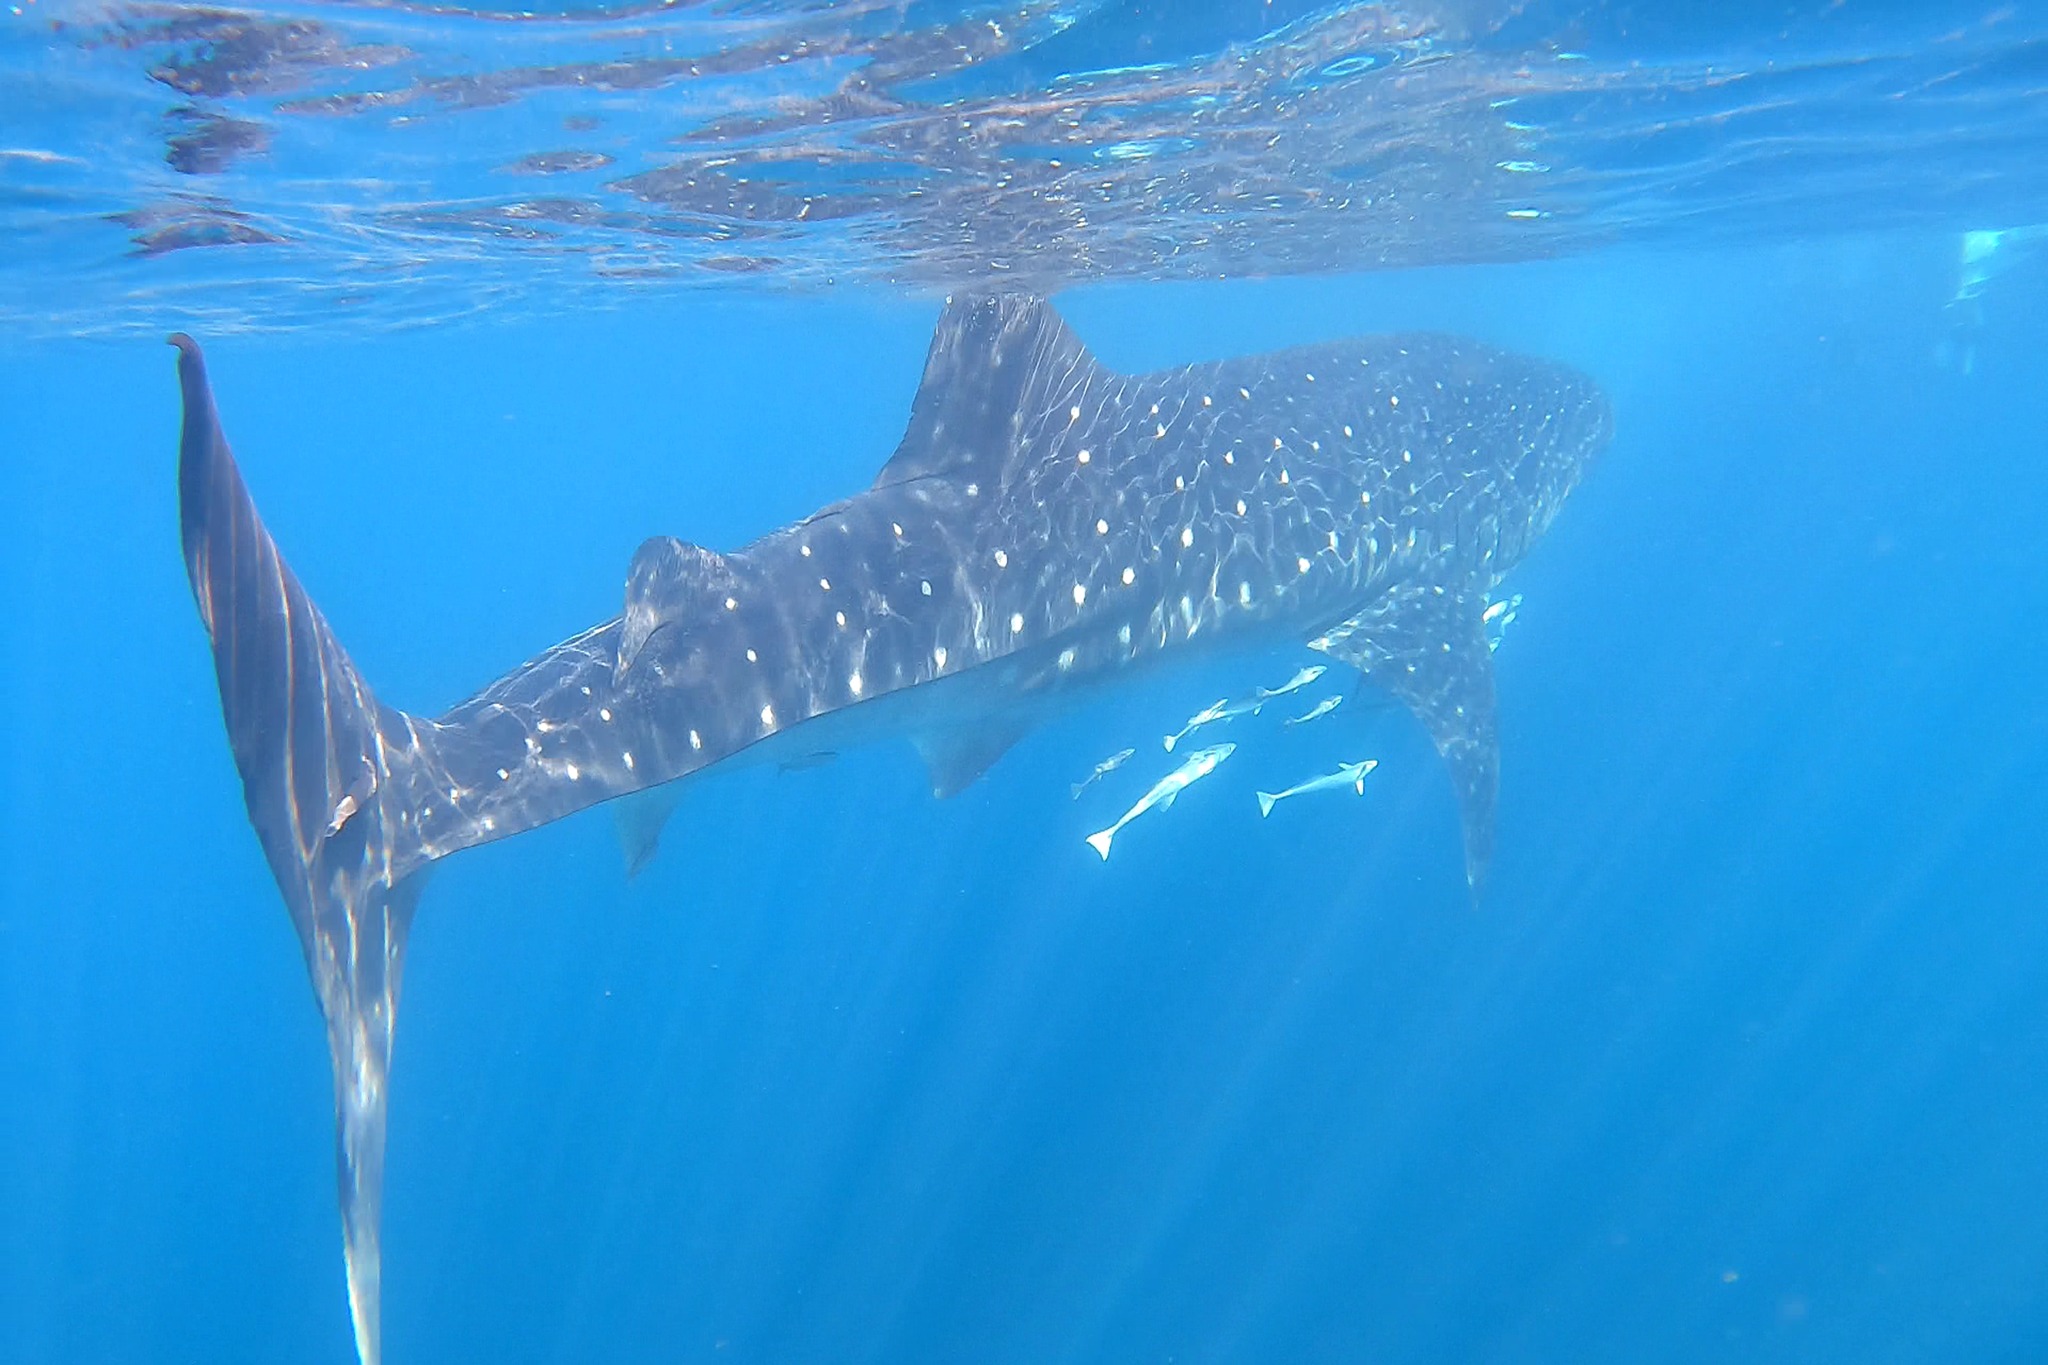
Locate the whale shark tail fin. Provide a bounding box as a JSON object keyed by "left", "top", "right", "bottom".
{"left": 1256, "top": 791, "right": 1279, "bottom": 818}
{"left": 174, "top": 333, "right": 434, "bottom": 1365}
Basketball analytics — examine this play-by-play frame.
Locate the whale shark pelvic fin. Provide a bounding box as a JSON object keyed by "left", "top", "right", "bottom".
{"left": 913, "top": 723, "right": 1029, "bottom": 799}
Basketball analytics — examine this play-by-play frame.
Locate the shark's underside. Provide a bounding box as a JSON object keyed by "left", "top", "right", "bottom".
{"left": 174, "top": 297, "right": 1611, "bottom": 1364}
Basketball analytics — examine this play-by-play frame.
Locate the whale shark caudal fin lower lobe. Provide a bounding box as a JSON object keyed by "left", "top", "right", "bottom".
{"left": 174, "top": 334, "right": 440, "bottom": 1365}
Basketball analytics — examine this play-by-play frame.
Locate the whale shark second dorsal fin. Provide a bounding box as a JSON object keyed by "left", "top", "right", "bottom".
{"left": 875, "top": 295, "right": 1104, "bottom": 490}
{"left": 618, "top": 534, "right": 737, "bottom": 676}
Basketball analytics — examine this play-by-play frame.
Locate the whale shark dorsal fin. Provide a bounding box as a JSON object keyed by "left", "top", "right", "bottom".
{"left": 1311, "top": 583, "right": 1499, "bottom": 897}
{"left": 876, "top": 295, "right": 1102, "bottom": 490}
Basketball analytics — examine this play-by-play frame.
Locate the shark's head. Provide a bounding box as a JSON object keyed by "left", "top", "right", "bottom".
{"left": 1499, "top": 358, "right": 1615, "bottom": 566}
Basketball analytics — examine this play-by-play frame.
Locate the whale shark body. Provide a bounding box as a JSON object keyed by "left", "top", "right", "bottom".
{"left": 174, "top": 297, "right": 1611, "bottom": 1363}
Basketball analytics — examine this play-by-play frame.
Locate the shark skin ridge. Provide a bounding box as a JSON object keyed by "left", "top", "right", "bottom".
{"left": 173, "top": 297, "right": 1611, "bottom": 1362}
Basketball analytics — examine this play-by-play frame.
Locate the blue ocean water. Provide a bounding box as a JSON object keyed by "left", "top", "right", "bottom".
{"left": 7, "top": 3, "right": 2048, "bottom": 1364}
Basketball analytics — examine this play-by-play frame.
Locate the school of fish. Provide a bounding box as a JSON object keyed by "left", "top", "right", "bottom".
{"left": 1078, "top": 595, "right": 1521, "bottom": 860}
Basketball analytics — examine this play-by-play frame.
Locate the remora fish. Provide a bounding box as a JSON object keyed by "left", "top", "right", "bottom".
{"left": 1162, "top": 663, "right": 1329, "bottom": 751}
{"left": 1483, "top": 592, "right": 1522, "bottom": 652}
{"left": 1071, "top": 747, "right": 1137, "bottom": 798}
{"left": 1085, "top": 743, "right": 1236, "bottom": 860}
{"left": 1283, "top": 694, "right": 1345, "bottom": 727}
{"left": 171, "top": 296, "right": 1609, "bottom": 1363}
{"left": 1259, "top": 663, "right": 1326, "bottom": 700}
{"left": 1163, "top": 695, "right": 1252, "bottom": 752}
{"left": 1255, "top": 759, "right": 1379, "bottom": 817}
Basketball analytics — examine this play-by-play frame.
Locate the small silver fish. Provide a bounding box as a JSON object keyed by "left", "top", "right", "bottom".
{"left": 1256, "top": 663, "right": 1326, "bottom": 700}
{"left": 1071, "top": 747, "right": 1137, "bottom": 799}
{"left": 1163, "top": 665, "right": 1328, "bottom": 751}
{"left": 1255, "top": 759, "right": 1378, "bottom": 818}
{"left": 1483, "top": 593, "right": 1522, "bottom": 654}
{"left": 322, "top": 764, "right": 377, "bottom": 839}
{"left": 1282, "top": 694, "right": 1344, "bottom": 728}
{"left": 1163, "top": 696, "right": 1242, "bottom": 751}
{"left": 1086, "top": 743, "right": 1235, "bottom": 860}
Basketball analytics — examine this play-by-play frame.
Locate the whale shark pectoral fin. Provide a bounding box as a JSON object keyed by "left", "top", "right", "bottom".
{"left": 1311, "top": 584, "right": 1499, "bottom": 897}
{"left": 913, "top": 721, "right": 1028, "bottom": 799}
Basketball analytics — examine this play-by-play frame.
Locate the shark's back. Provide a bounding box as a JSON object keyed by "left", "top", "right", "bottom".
{"left": 979, "top": 324, "right": 1607, "bottom": 656}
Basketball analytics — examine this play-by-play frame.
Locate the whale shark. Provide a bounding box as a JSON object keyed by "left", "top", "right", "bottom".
{"left": 173, "top": 296, "right": 1611, "bottom": 1364}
